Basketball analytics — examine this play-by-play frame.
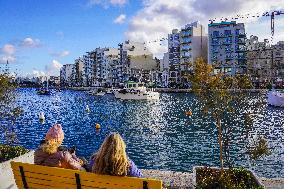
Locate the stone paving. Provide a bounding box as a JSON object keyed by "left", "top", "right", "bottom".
{"left": 261, "top": 178, "right": 284, "bottom": 189}
{"left": 142, "top": 169, "right": 194, "bottom": 189}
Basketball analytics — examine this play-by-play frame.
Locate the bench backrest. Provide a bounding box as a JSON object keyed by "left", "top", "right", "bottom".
{"left": 11, "top": 161, "right": 163, "bottom": 189}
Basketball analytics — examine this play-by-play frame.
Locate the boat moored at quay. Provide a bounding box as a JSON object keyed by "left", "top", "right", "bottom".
{"left": 114, "top": 81, "right": 159, "bottom": 100}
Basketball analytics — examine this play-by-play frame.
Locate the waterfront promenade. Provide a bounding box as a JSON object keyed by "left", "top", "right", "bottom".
{"left": 1, "top": 151, "right": 284, "bottom": 189}
{"left": 68, "top": 86, "right": 271, "bottom": 93}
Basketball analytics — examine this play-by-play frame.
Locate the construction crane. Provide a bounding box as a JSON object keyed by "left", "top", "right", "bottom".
{"left": 270, "top": 10, "right": 284, "bottom": 37}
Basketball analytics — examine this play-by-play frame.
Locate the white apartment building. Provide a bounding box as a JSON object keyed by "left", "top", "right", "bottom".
{"left": 160, "top": 53, "right": 169, "bottom": 87}
{"left": 60, "top": 64, "right": 74, "bottom": 87}
{"left": 168, "top": 21, "right": 207, "bottom": 86}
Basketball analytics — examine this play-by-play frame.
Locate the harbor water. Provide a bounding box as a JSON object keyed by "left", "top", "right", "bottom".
{"left": 1, "top": 88, "right": 284, "bottom": 178}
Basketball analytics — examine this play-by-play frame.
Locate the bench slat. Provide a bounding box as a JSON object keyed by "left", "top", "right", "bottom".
{"left": 13, "top": 172, "right": 76, "bottom": 185}
{"left": 14, "top": 175, "right": 77, "bottom": 188}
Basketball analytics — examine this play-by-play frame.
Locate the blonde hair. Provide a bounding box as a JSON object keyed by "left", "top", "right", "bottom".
{"left": 42, "top": 139, "right": 62, "bottom": 154}
{"left": 93, "top": 133, "right": 130, "bottom": 176}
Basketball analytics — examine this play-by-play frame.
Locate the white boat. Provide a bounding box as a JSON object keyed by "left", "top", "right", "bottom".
{"left": 267, "top": 90, "right": 284, "bottom": 107}
{"left": 114, "top": 82, "right": 159, "bottom": 100}
{"left": 87, "top": 89, "right": 105, "bottom": 96}
{"left": 94, "top": 91, "right": 105, "bottom": 96}
{"left": 106, "top": 87, "right": 120, "bottom": 94}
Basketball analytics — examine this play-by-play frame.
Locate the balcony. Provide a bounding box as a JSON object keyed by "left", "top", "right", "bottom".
{"left": 236, "top": 47, "right": 246, "bottom": 52}
{"left": 181, "top": 32, "right": 192, "bottom": 37}
{"left": 225, "top": 56, "right": 233, "bottom": 60}
{"left": 236, "top": 32, "right": 246, "bottom": 37}
{"left": 181, "top": 46, "right": 192, "bottom": 51}
{"left": 181, "top": 39, "right": 192, "bottom": 44}
{"left": 211, "top": 42, "right": 220, "bottom": 46}
{"left": 223, "top": 41, "right": 233, "bottom": 45}
{"left": 236, "top": 39, "right": 246, "bottom": 44}
{"left": 224, "top": 34, "right": 233, "bottom": 37}
{"left": 225, "top": 48, "right": 233, "bottom": 53}
{"left": 237, "top": 56, "right": 246, "bottom": 59}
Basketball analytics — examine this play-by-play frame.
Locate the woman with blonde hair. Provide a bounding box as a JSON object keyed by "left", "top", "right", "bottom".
{"left": 90, "top": 133, "right": 143, "bottom": 177}
{"left": 34, "top": 124, "right": 85, "bottom": 170}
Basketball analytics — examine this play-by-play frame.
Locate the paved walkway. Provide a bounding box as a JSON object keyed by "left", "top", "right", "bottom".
{"left": 142, "top": 169, "right": 194, "bottom": 189}
{"left": 261, "top": 178, "right": 284, "bottom": 189}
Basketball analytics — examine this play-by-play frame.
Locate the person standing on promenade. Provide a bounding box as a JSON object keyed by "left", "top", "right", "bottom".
{"left": 34, "top": 124, "right": 85, "bottom": 171}
{"left": 90, "top": 133, "right": 143, "bottom": 177}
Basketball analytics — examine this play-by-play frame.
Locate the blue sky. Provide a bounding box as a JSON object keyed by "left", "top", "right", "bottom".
{"left": 0, "top": 0, "right": 142, "bottom": 76}
{"left": 1, "top": 0, "right": 284, "bottom": 77}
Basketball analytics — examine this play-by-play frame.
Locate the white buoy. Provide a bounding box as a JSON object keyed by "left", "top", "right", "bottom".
{"left": 86, "top": 105, "right": 90, "bottom": 112}
{"left": 39, "top": 112, "right": 45, "bottom": 120}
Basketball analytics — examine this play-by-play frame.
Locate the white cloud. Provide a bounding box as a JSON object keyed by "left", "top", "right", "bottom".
{"left": 110, "top": 0, "right": 127, "bottom": 6}
{"left": 45, "top": 60, "right": 63, "bottom": 76}
{"left": 88, "top": 0, "right": 127, "bottom": 8}
{"left": 20, "top": 37, "right": 41, "bottom": 48}
{"left": 31, "top": 70, "right": 46, "bottom": 77}
{"left": 2, "top": 44, "right": 16, "bottom": 55}
{"left": 114, "top": 14, "right": 127, "bottom": 24}
{"left": 50, "top": 50, "right": 70, "bottom": 57}
{"left": 126, "top": 0, "right": 284, "bottom": 57}
{"left": 0, "top": 44, "right": 16, "bottom": 63}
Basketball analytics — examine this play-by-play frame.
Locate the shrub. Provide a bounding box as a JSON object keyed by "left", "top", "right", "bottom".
{"left": 0, "top": 144, "right": 29, "bottom": 163}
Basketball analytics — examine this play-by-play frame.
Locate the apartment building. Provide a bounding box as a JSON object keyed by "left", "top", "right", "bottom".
{"left": 60, "top": 64, "right": 74, "bottom": 87}
{"left": 247, "top": 35, "right": 284, "bottom": 86}
{"left": 208, "top": 21, "right": 246, "bottom": 75}
{"left": 168, "top": 21, "right": 207, "bottom": 86}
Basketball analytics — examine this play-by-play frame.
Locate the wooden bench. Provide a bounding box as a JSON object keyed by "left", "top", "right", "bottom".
{"left": 11, "top": 161, "right": 166, "bottom": 189}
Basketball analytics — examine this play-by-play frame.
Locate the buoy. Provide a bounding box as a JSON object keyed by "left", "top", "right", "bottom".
{"left": 95, "top": 123, "right": 101, "bottom": 129}
{"left": 185, "top": 111, "right": 192, "bottom": 117}
{"left": 39, "top": 112, "right": 45, "bottom": 120}
{"left": 86, "top": 105, "right": 90, "bottom": 112}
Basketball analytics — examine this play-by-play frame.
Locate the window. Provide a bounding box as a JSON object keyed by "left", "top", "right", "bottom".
{"left": 224, "top": 30, "right": 231, "bottom": 36}
{"left": 213, "top": 31, "right": 219, "bottom": 37}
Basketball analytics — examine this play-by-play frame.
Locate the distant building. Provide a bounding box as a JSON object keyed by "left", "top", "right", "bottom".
{"left": 120, "top": 41, "right": 158, "bottom": 85}
{"left": 73, "top": 57, "right": 84, "bottom": 87}
{"left": 246, "top": 35, "right": 284, "bottom": 86}
{"left": 82, "top": 53, "right": 94, "bottom": 87}
{"left": 208, "top": 21, "right": 246, "bottom": 75}
{"left": 49, "top": 76, "right": 60, "bottom": 86}
{"left": 60, "top": 64, "right": 74, "bottom": 87}
{"left": 160, "top": 53, "right": 169, "bottom": 87}
{"left": 168, "top": 21, "right": 207, "bottom": 86}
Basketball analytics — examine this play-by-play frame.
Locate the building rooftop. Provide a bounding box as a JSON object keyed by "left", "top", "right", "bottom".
{"left": 208, "top": 21, "right": 238, "bottom": 27}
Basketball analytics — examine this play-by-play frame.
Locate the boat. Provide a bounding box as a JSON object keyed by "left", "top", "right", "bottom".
{"left": 37, "top": 88, "right": 51, "bottom": 95}
{"left": 106, "top": 87, "right": 121, "bottom": 95}
{"left": 37, "top": 76, "right": 51, "bottom": 95}
{"left": 267, "top": 90, "right": 284, "bottom": 107}
{"left": 114, "top": 81, "right": 159, "bottom": 100}
{"left": 87, "top": 89, "right": 105, "bottom": 96}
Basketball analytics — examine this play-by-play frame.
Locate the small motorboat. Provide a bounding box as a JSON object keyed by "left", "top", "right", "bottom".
{"left": 37, "top": 88, "right": 51, "bottom": 95}
{"left": 267, "top": 90, "right": 284, "bottom": 107}
{"left": 87, "top": 89, "right": 105, "bottom": 96}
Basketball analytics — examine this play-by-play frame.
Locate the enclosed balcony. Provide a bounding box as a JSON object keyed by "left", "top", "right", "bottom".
{"left": 181, "top": 38, "right": 192, "bottom": 44}
{"left": 181, "top": 31, "right": 192, "bottom": 37}
{"left": 236, "top": 38, "right": 246, "bottom": 44}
